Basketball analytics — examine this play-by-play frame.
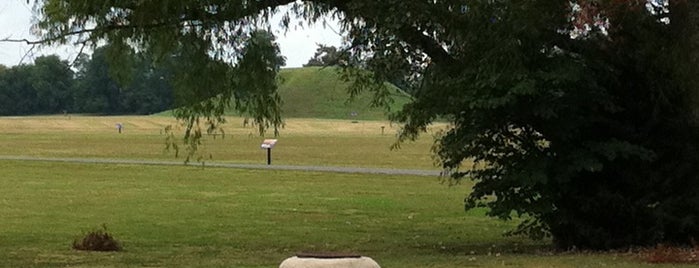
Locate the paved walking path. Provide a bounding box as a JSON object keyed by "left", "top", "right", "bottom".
{"left": 0, "top": 155, "right": 442, "bottom": 177}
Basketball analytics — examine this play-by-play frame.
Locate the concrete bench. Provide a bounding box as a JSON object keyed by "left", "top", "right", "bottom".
{"left": 279, "top": 252, "right": 380, "bottom": 268}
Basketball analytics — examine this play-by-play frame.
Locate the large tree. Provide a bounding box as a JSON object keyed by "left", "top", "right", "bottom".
{"left": 0, "top": 64, "right": 35, "bottom": 115}
{"left": 31, "top": 55, "right": 74, "bottom": 114}
{"left": 73, "top": 45, "right": 175, "bottom": 115}
{"left": 0, "top": 56, "right": 73, "bottom": 115}
{"left": 72, "top": 46, "right": 123, "bottom": 113}
{"left": 31, "top": 0, "right": 699, "bottom": 249}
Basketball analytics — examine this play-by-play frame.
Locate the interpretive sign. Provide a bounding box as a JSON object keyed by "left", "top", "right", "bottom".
{"left": 260, "top": 139, "right": 278, "bottom": 165}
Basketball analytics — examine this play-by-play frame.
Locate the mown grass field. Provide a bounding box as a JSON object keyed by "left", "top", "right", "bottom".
{"left": 0, "top": 115, "right": 438, "bottom": 169}
{"left": 0, "top": 161, "right": 684, "bottom": 268}
{"left": 0, "top": 115, "right": 690, "bottom": 267}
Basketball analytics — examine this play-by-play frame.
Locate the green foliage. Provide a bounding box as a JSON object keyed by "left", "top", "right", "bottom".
{"left": 339, "top": 0, "right": 699, "bottom": 249}
{"left": 166, "top": 30, "right": 285, "bottom": 162}
{"left": 73, "top": 47, "right": 124, "bottom": 113}
{"left": 304, "top": 44, "right": 343, "bottom": 67}
{"left": 230, "top": 30, "right": 286, "bottom": 135}
{"left": 33, "top": 0, "right": 699, "bottom": 250}
{"left": 0, "top": 64, "right": 36, "bottom": 115}
{"left": 31, "top": 55, "right": 74, "bottom": 113}
{"left": 73, "top": 45, "right": 175, "bottom": 115}
{"left": 0, "top": 49, "right": 173, "bottom": 116}
{"left": 0, "top": 56, "right": 73, "bottom": 115}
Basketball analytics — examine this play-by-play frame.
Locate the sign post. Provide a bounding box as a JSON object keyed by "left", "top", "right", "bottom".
{"left": 260, "top": 139, "right": 278, "bottom": 165}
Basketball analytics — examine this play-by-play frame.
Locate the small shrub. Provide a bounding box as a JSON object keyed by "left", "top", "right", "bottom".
{"left": 72, "top": 224, "right": 122, "bottom": 252}
{"left": 642, "top": 244, "right": 699, "bottom": 264}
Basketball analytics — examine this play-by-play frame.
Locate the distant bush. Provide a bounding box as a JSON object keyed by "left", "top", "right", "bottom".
{"left": 72, "top": 224, "right": 122, "bottom": 252}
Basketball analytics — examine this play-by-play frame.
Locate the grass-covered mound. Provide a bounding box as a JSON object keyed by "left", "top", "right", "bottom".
{"left": 273, "top": 67, "right": 410, "bottom": 120}
{"left": 156, "top": 67, "right": 411, "bottom": 120}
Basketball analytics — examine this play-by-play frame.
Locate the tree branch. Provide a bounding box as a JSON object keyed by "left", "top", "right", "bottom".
{"left": 327, "top": 0, "right": 457, "bottom": 67}
{"left": 5, "top": 0, "right": 298, "bottom": 46}
{"left": 395, "top": 25, "right": 457, "bottom": 67}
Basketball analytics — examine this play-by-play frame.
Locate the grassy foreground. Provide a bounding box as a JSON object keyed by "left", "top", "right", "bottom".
{"left": 0, "top": 160, "right": 683, "bottom": 267}
{"left": 0, "top": 115, "right": 690, "bottom": 267}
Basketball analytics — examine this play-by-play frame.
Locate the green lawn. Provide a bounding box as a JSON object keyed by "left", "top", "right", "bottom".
{"left": 0, "top": 115, "right": 691, "bottom": 267}
{"left": 0, "top": 160, "right": 689, "bottom": 267}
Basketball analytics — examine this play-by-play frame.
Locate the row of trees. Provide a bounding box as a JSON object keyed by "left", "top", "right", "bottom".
{"left": 0, "top": 46, "right": 174, "bottom": 116}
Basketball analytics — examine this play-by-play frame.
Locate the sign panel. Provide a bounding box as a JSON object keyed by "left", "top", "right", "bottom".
{"left": 261, "top": 139, "right": 278, "bottom": 149}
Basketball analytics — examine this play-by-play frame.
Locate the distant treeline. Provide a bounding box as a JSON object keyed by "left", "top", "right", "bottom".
{"left": 0, "top": 46, "right": 174, "bottom": 116}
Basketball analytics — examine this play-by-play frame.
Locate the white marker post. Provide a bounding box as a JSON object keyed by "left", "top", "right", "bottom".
{"left": 260, "top": 139, "right": 278, "bottom": 165}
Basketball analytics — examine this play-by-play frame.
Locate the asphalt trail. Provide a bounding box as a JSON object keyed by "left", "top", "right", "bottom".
{"left": 0, "top": 155, "right": 442, "bottom": 177}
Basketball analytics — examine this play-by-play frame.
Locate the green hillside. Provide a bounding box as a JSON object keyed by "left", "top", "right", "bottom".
{"left": 158, "top": 67, "right": 411, "bottom": 120}
{"left": 270, "top": 67, "right": 410, "bottom": 120}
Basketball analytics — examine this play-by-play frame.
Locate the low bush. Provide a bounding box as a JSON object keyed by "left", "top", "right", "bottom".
{"left": 72, "top": 224, "right": 122, "bottom": 252}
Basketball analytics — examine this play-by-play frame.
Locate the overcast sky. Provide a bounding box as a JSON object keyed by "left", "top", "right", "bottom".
{"left": 0, "top": 1, "right": 343, "bottom": 68}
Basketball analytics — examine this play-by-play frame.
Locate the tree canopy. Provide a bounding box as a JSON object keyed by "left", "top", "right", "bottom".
{"left": 0, "top": 48, "right": 174, "bottom": 116}
{"left": 31, "top": 0, "right": 699, "bottom": 249}
{"left": 73, "top": 45, "right": 175, "bottom": 115}
{"left": 0, "top": 55, "right": 73, "bottom": 115}
{"left": 304, "top": 44, "right": 342, "bottom": 67}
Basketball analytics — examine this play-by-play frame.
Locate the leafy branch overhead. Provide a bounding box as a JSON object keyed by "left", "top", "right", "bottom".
{"left": 32, "top": 0, "right": 699, "bottom": 250}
